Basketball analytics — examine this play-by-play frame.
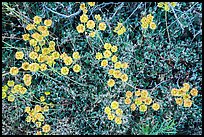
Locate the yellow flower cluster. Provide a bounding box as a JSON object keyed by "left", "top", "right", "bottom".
{"left": 23, "top": 74, "right": 32, "bottom": 86}
{"left": 157, "top": 2, "right": 177, "bottom": 11}
{"left": 60, "top": 51, "right": 81, "bottom": 75}
{"left": 25, "top": 105, "right": 50, "bottom": 133}
{"left": 113, "top": 23, "right": 126, "bottom": 35}
{"left": 95, "top": 42, "right": 129, "bottom": 87}
{"left": 171, "top": 83, "right": 198, "bottom": 107}
{"left": 140, "top": 14, "right": 156, "bottom": 30}
{"left": 2, "top": 82, "right": 28, "bottom": 102}
{"left": 124, "top": 90, "right": 160, "bottom": 112}
{"left": 76, "top": 3, "right": 106, "bottom": 36}
{"left": 104, "top": 101, "right": 123, "bottom": 124}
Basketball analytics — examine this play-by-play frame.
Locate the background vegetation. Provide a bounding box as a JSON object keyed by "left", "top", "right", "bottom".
{"left": 2, "top": 2, "right": 202, "bottom": 135}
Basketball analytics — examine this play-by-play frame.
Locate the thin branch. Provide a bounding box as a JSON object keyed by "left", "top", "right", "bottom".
{"left": 168, "top": 3, "right": 184, "bottom": 31}
{"left": 43, "top": 4, "right": 81, "bottom": 18}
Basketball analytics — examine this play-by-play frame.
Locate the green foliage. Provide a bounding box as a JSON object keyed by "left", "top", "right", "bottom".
{"left": 2, "top": 2, "right": 202, "bottom": 135}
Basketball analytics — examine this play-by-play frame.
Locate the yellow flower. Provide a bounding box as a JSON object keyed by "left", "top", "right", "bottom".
{"left": 139, "top": 104, "right": 147, "bottom": 112}
{"left": 183, "top": 83, "right": 190, "bottom": 91}
{"left": 9, "top": 67, "right": 19, "bottom": 76}
{"left": 29, "top": 51, "right": 38, "bottom": 60}
{"left": 141, "top": 23, "right": 148, "bottom": 29}
{"left": 51, "top": 51, "right": 60, "bottom": 59}
{"left": 101, "top": 60, "right": 108, "bottom": 67}
{"left": 107, "top": 79, "right": 115, "bottom": 87}
{"left": 36, "top": 122, "right": 42, "bottom": 128}
{"left": 25, "top": 106, "right": 31, "bottom": 113}
{"left": 114, "top": 61, "right": 121, "bottom": 69}
{"left": 120, "top": 74, "right": 128, "bottom": 82}
{"left": 15, "top": 51, "right": 24, "bottom": 60}
{"left": 107, "top": 113, "right": 115, "bottom": 121}
{"left": 183, "top": 99, "right": 193, "bottom": 107}
{"left": 40, "top": 96, "right": 45, "bottom": 102}
{"left": 14, "top": 84, "right": 22, "bottom": 92}
{"left": 64, "top": 56, "right": 73, "bottom": 65}
{"left": 80, "top": 14, "right": 89, "bottom": 23}
{"left": 99, "top": 22, "right": 106, "bottom": 31}
{"left": 103, "top": 50, "right": 112, "bottom": 58}
{"left": 111, "top": 46, "right": 117, "bottom": 52}
{"left": 73, "top": 64, "right": 81, "bottom": 73}
{"left": 61, "top": 67, "right": 69, "bottom": 75}
{"left": 141, "top": 90, "right": 148, "bottom": 98}
{"left": 2, "top": 92, "right": 7, "bottom": 99}
{"left": 29, "top": 63, "right": 40, "bottom": 72}
{"left": 113, "top": 70, "right": 122, "bottom": 79}
{"left": 104, "top": 43, "right": 112, "bottom": 50}
{"left": 175, "top": 98, "right": 183, "bottom": 106}
{"left": 36, "top": 131, "right": 42, "bottom": 135}
{"left": 116, "top": 108, "right": 123, "bottom": 116}
{"left": 42, "top": 124, "right": 51, "bottom": 133}
{"left": 37, "top": 54, "right": 46, "bottom": 63}
{"left": 26, "top": 116, "right": 31, "bottom": 122}
{"left": 124, "top": 98, "right": 131, "bottom": 105}
{"left": 134, "top": 98, "right": 142, "bottom": 106}
{"left": 2, "top": 85, "right": 8, "bottom": 92}
{"left": 34, "top": 46, "right": 40, "bottom": 52}
{"left": 76, "top": 24, "right": 85, "bottom": 33}
{"left": 157, "top": 2, "right": 164, "bottom": 8}
{"left": 135, "top": 90, "right": 141, "bottom": 96}
{"left": 29, "top": 39, "right": 37, "bottom": 46}
{"left": 44, "top": 91, "right": 51, "bottom": 96}
{"left": 111, "top": 101, "right": 119, "bottom": 110}
{"left": 104, "top": 106, "right": 111, "bottom": 114}
{"left": 44, "top": 19, "right": 52, "bottom": 27}
{"left": 182, "top": 94, "right": 191, "bottom": 100}
{"left": 20, "top": 87, "right": 28, "bottom": 94}
{"left": 80, "top": 3, "right": 86, "bottom": 10}
{"left": 34, "top": 105, "right": 42, "bottom": 112}
{"left": 82, "top": 8, "right": 88, "bottom": 14}
{"left": 140, "top": 17, "right": 147, "bottom": 24}
{"left": 21, "top": 62, "right": 30, "bottom": 70}
{"left": 22, "top": 34, "right": 30, "bottom": 41}
{"left": 42, "top": 30, "right": 49, "bottom": 37}
{"left": 72, "top": 52, "right": 80, "bottom": 60}
{"left": 23, "top": 74, "right": 32, "bottom": 82}
{"left": 190, "top": 88, "right": 198, "bottom": 97}
{"left": 94, "top": 14, "right": 101, "bottom": 21}
{"left": 108, "top": 69, "right": 115, "bottom": 75}
{"left": 125, "top": 91, "right": 133, "bottom": 98}
{"left": 7, "top": 80, "right": 15, "bottom": 87}
{"left": 121, "top": 62, "right": 129, "bottom": 69}
{"left": 144, "top": 97, "right": 152, "bottom": 105}
{"left": 11, "top": 88, "right": 17, "bottom": 94}
{"left": 43, "top": 105, "right": 49, "bottom": 112}
{"left": 7, "top": 94, "right": 15, "bottom": 102}
{"left": 89, "top": 31, "right": 95, "bottom": 37}
{"left": 111, "top": 55, "right": 118, "bottom": 63}
{"left": 37, "top": 26, "right": 48, "bottom": 32}
{"left": 88, "top": 2, "right": 95, "bottom": 6}
{"left": 171, "top": 88, "right": 178, "bottom": 96}
{"left": 164, "top": 3, "right": 170, "bottom": 11}
{"left": 26, "top": 24, "right": 35, "bottom": 30}
{"left": 152, "top": 103, "right": 160, "bottom": 111}
{"left": 130, "top": 103, "right": 136, "bottom": 111}
{"left": 146, "top": 14, "right": 154, "bottom": 23}
{"left": 95, "top": 52, "right": 103, "bottom": 60}
{"left": 40, "top": 64, "right": 47, "bottom": 71}
{"left": 86, "top": 20, "right": 95, "bottom": 29}
{"left": 33, "top": 16, "right": 42, "bottom": 24}
{"left": 115, "top": 116, "right": 122, "bottom": 124}
{"left": 149, "top": 22, "right": 156, "bottom": 30}
{"left": 48, "top": 40, "right": 55, "bottom": 46}
{"left": 171, "top": 2, "right": 177, "bottom": 7}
